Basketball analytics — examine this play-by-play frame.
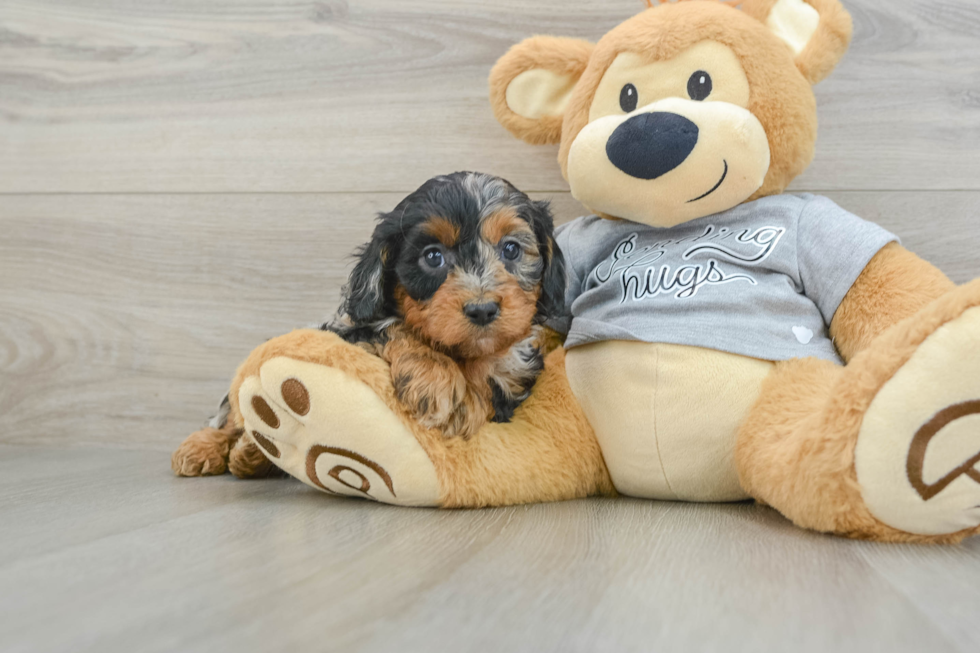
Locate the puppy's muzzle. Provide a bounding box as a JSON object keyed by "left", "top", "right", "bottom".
{"left": 605, "top": 112, "right": 699, "bottom": 180}
{"left": 464, "top": 301, "right": 500, "bottom": 327}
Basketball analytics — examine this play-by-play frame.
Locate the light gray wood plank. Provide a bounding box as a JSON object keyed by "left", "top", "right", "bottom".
{"left": 0, "top": 192, "right": 586, "bottom": 450}
{"left": 1, "top": 191, "right": 978, "bottom": 451}
{"left": 856, "top": 543, "right": 980, "bottom": 652}
{"left": 820, "top": 191, "right": 980, "bottom": 284}
{"left": 0, "top": 445, "right": 976, "bottom": 653}
{"left": 0, "top": 0, "right": 978, "bottom": 193}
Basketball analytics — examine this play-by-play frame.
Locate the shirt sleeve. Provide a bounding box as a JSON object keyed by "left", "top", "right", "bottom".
{"left": 545, "top": 219, "right": 588, "bottom": 334}
{"left": 796, "top": 195, "right": 898, "bottom": 325}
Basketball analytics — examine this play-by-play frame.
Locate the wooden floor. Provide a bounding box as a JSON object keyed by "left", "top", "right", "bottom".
{"left": 1, "top": 445, "right": 979, "bottom": 653}
{"left": 1, "top": 1, "right": 979, "bottom": 651}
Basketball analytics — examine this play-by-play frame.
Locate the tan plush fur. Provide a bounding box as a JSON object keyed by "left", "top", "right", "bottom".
{"left": 484, "top": 0, "right": 978, "bottom": 542}
{"left": 741, "top": 0, "right": 853, "bottom": 84}
{"left": 435, "top": 346, "right": 616, "bottom": 507}
{"left": 830, "top": 243, "right": 956, "bottom": 361}
{"left": 172, "top": 328, "right": 408, "bottom": 481}
{"left": 228, "top": 329, "right": 615, "bottom": 507}
{"left": 489, "top": 36, "right": 594, "bottom": 145}
{"left": 737, "top": 279, "right": 980, "bottom": 543}
{"left": 557, "top": 2, "right": 819, "bottom": 203}
{"left": 489, "top": 2, "right": 837, "bottom": 204}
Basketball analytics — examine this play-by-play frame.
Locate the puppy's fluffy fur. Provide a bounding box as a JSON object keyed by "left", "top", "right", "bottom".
{"left": 173, "top": 172, "right": 566, "bottom": 478}
{"left": 329, "top": 171, "right": 566, "bottom": 437}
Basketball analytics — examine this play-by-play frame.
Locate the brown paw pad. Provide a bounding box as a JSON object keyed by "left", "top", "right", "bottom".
{"left": 251, "top": 431, "right": 281, "bottom": 459}
{"left": 251, "top": 395, "right": 280, "bottom": 429}
{"left": 281, "top": 378, "right": 310, "bottom": 416}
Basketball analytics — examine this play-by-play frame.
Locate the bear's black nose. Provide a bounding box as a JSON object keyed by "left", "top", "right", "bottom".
{"left": 605, "top": 112, "right": 699, "bottom": 180}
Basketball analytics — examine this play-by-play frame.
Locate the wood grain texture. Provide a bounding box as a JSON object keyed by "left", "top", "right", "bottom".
{"left": 0, "top": 191, "right": 977, "bottom": 451}
{"left": 1, "top": 0, "right": 978, "bottom": 193}
{"left": 1, "top": 2, "right": 979, "bottom": 649}
{"left": 0, "top": 446, "right": 978, "bottom": 653}
{"left": 0, "top": 192, "right": 587, "bottom": 449}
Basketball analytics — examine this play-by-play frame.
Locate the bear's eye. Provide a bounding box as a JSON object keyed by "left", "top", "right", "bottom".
{"left": 619, "top": 83, "right": 638, "bottom": 113}
{"left": 422, "top": 245, "right": 445, "bottom": 269}
{"left": 687, "top": 71, "right": 712, "bottom": 101}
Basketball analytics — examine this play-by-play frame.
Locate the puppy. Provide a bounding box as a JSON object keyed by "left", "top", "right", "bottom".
{"left": 331, "top": 171, "right": 566, "bottom": 436}
{"left": 172, "top": 172, "right": 566, "bottom": 478}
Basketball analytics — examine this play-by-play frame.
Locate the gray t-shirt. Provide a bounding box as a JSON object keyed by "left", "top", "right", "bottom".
{"left": 552, "top": 194, "right": 897, "bottom": 364}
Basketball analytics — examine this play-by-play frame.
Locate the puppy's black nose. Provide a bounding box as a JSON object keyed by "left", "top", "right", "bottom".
{"left": 605, "top": 112, "right": 699, "bottom": 180}
{"left": 464, "top": 301, "right": 500, "bottom": 326}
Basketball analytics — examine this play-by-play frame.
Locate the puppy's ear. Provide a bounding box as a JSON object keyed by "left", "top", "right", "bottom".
{"left": 342, "top": 218, "right": 397, "bottom": 325}
{"left": 741, "top": 0, "right": 852, "bottom": 84}
{"left": 527, "top": 200, "right": 567, "bottom": 321}
{"left": 489, "top": 36, "right": 594, "bottom": 145}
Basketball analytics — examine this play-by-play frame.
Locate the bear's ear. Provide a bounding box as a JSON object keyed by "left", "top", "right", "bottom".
{"left": 741, "top": 0, "right": 852, "bottom": 84}
{"left": 489, "top": 36, "right": 594, "bottom": 145}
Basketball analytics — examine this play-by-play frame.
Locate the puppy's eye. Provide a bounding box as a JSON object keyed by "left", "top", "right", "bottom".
{"left": 619, "top": 83, "right": 638, "bottom": 113}
{"left": 501, "top": 241, "right": 522, "bottom": 261}
{"left": 687, "top": 71, "right": 712, "bottom": 101}
{"left": 422, "top": 246, "right": 445, "bottom": 269}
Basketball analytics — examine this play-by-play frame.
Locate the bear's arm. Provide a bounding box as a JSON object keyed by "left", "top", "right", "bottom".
{"left": 829, "top": 242, "right": 954, "bottom": 362}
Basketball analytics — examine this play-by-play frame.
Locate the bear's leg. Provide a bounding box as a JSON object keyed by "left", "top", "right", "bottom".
{"left": 736, "top": 281, "right": 980, "bottom": 543}
{"left": 229, "top": 329, "right": 614, "bottom": 507}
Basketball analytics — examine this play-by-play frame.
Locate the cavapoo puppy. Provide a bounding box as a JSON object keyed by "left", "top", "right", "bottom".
{"left": 331, "top": 171, "right": 567, "bottom": 434}
{"left": 172, "top": 171, "right": 566, "bottom": 478}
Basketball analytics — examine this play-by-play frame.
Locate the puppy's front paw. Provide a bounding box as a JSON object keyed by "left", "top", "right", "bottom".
{"left": 171, "top": 428, "right": 231, "bottom": 476}
{"left": 392, "top": 354, "right": 467, "bottom": 434}
{"left": 228, "top": 433, "right": 277, "bottom": 479}
{"left": 443, "top": 393, "right": 488, "bottom": 439}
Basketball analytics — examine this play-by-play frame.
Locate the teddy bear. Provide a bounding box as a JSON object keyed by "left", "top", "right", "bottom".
{"left": 197, "top": 0, "right": 980, "bottom": 543}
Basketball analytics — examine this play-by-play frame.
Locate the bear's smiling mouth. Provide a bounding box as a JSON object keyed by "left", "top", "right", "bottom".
{"left": 687, "top": 160, "right": 728, "bottom": 203}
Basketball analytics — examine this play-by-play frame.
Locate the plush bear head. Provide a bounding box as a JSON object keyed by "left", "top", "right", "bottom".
{"left": 489, "top": 0, "right": 852, "bottom": 228}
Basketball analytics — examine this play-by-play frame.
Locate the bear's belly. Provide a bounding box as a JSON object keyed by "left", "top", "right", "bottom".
{"left": 565, "top": 341, "right": 773, "bottom": 502}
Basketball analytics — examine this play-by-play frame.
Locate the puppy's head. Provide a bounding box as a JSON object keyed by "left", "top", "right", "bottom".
{"left": 343, "top": 172, "right": 565, "bottom": 358}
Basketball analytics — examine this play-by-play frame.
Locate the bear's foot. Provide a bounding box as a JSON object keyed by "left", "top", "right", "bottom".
{"left": 238, "top": 356, "right": 442, "bottom": 506}
{"left": 855, "top": 288, "right": 980, "bottom": 537}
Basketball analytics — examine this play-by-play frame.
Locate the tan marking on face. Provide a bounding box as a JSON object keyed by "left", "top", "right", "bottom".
{"left": 396, "top": 267, "right": 540, "bottom": 359}
{"left": 422, "top": 217, "right": 460, "bottom": 247}
{"left": 480, "top": 212, "right": 544, "bottom": 290}
{"left": 490, "top": 266, "right": 540, "bottom": 354}
{"left": 480, "top": 208, "right": 528, "bottom": 245}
